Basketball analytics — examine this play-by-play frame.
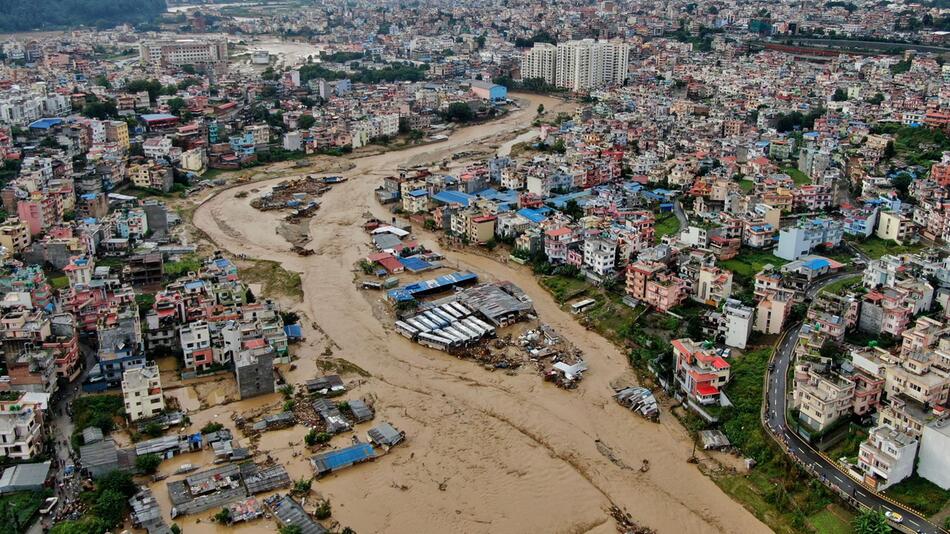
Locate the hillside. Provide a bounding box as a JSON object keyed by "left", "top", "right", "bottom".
{"left": 0, "top": 0, "right": 166, "bottom": 32}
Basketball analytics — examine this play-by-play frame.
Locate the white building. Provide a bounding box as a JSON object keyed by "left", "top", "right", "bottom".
{"left": 520, "top": 42, "right": 557, "bottom": 85}
{"left": 857, "top": 424, "right": 918, "bottom": 491}
{"left": 720, "top": 299, "right": 754, "bottom": 349}
{"left": 121, "top": 363, "right": 165, "bottom": 422}
{"left": 179, "top": 320, "right": 211, "bottom": 369}
{"left": 918, "top": 418, "right": 950, "bottom": 490}
{"left": 0, "top": 391, "right": 45, "bottom": 461}
{"left": 775, "top": 218, "right": 843, "bottom": 261}
{"left": 139, "top": 39, "right": 228, "bottom": 68}
{"left": 555, "top": 39, "right": 629, "bottom": 92}
{"left": 142, "top": 137, "right": 174, "bottom": 160}
{"left": 582, "top": 238, "right": 617, "bottom": 277}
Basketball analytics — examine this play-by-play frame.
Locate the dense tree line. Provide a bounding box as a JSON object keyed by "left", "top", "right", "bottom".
{"left": 0, "top": 0, "right": 167, "bottom": 31}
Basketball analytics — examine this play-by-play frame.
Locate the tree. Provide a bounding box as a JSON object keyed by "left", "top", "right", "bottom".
{"left": 314, "top": 499, "right": 332, "bottom": 520}
{"left": 93, "top": 489, "right": 128, "bottom": 528}
{"left": 852, "top": 509, "right": 890, "bottom": 534}
{"left": 279, "top": 526, "right": 303, "bottom": 534}
{"left": 143, "top": 421, "right": 163, "bottom": 437}
{"left": 201, "top": 422, "right": 224, "bottom": 434}
{"left": 50, "top": 517, "right": 111, "bottom": 534}
{"left": 213, "top": 507, "right": 232, "bottom": 524}
{"left": 297, "top": 115, "right": 316, "bottom": 130}
{"left": 537, "top": 104, "right": 545, "bottom": 115}
{"left": 831, "top": 88, "right": 848, "bottom": 101}
{"left": 892, "top": 172, "right": 912, "bottom": 199}
{"left": 442, "top": 102, "right": 474, "bottom": 123}
{"left": 135, "top": 453, "right": 162, "bottom": 474}
{"left": 562, "top": 199, "right": 583, "bottom": 221}
{"left": 167, "top": 97, "right": 187, "bottom": 117}
{"left": 82, "top": 100, "right": 118, "bottom": 120}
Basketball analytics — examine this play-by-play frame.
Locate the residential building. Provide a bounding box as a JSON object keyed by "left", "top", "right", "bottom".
{"left": 857, "top": 424, "right": 918, "bottom": 491}
{"left": 918, "top": 418, "right": 950, "bottom": 490}
{"left": 520, "top": 43, "right": 557, "bottom": 85}
{"left": 0, "top": 391, "right": 45, "bottom": 460}
{"left": 122, "top": 364, "right": 165, "bottom": 422}
{"left": 720, "top": 299, "right": 754, "bottom": 349}
{"left": 555, "top": 39, "right": 629, "bottom": 92}
{"left": 672, "top": 338, "right": 731, "bottom": 410}
{"left": 775, "top": 217, "right": 843, "bottom": 261}
{"left": 794, "top": 368, "right": 855, "bottom": 432}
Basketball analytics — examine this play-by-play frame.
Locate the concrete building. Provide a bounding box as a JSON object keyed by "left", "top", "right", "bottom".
{"left": 672, "top": 338, "right": 731, "bottom": 410}
{"left": 520, "top": 43, "right": 557, "bottom": 85}
{"left": 776, "top": 217, "right": 844, "bottom": 261}
{"left": 918, "top": 418, "right": 950, "bottom": 490}
{"left": 794, "top": 369, "right": 855, "bottom": 432}
{"left": 555, "top": 39, "right": 629, "bottom": 92}
{"left": 858, "top": 424, "right": 918, "bottom": 491}
{"left": 139, "top": 39, "right": 228, "bottom": 69}
{"left": 720, "top": 299, "right": 754, "bottom": 349}
{"left": 0, "top": 391, "right": 45, "bottom": 461}
{"left": 876, "top": 210, "right": 917, "bottom": 245}
{"left": 235, "top": 346, "right": 275, "bottom": 400}
{"left": 122, "top": 364, "right": 165, "bottom": 422}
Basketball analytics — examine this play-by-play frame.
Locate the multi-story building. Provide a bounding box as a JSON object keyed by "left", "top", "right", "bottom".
{"left": 139, "top": 39, "right": 228, "bottom": 69}
{"left": 720, "top": 299, "right": 754, "bottom": 349}
{"left": 857, "top": 424, "right": 918, "bottom": 491}
{"left": 582, "top": 238, "right": 616, "bottom": 277}
{"left": 235, "top": 345, "right": 275, "bottom": 400}
{"left": 180, "top": 320, "right": 212, "bottom": 370}
{"left": 122, "top": 363, "right": 165, "bottom": 422}
{"left": 0, "top": 390, "right": 45, "bottom": 460}
{"left": 672, "top": 338, "right": 731, "bottom": 411}
{"left": 520, "top": 43, "right": 557, "bottom": 85}
{"left": 555, "top": 39, "right": 630, "bottom": 92}
{"left": 876, "top": 210, "right": 917, "bottom": 245}
{"left": 794, "top": 369, "right": 855, "bottom": 432}
{"left": 626, "top": 261, "right": 686, "bottom": 312}
{"left": 695, "top": 265, "right": 733, "bottom": 306}
{"left": 775, "top": 217, "right": 844, "bottom": 260}
{"left": 918, "top": 418, "right": 950, "bottom": 490}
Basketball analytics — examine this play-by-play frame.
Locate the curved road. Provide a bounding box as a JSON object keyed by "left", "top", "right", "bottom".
{"left": 765, "top": 272, "right": 944, "bottom": 534}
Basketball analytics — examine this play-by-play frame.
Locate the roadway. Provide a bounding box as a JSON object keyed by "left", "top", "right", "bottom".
{"left": 764, "top": 272, "right": 944, "bottom": 534}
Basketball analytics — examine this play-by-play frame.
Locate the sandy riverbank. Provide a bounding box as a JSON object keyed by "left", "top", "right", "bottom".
{"left": 189, "top": 93, "right": 771, "bottom": 534}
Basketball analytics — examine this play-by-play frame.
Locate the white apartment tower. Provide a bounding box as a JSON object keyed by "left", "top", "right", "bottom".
{"left": 555, "top": 39, "right": 629, "bottom": 92}
{"left": 520, "top": 43, "right": 557, "bottom": 85}
{"left": 122, "top": 363, "right": 166, "bottom": 422}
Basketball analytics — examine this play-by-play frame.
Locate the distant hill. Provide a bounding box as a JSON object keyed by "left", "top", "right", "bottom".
{"left": 0, "top": 0, "right": 167, "bottom": 32}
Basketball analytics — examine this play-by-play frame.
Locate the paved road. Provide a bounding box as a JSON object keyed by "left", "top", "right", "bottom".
{"left": 765, "top": 272, "right": 944, "bottom": 534}
{"left": 673, "top": 199, "right": 688, "bottom": 228}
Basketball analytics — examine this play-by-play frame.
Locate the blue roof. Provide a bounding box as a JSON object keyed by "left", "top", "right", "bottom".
{"left": 387, "top": 271, "right": 477, "bottom": 301}
{"left": 214, "top": 258, "right": 232, "bottom": 269}
{"left": 398, "top": 256, "right": 432, "bottom": 272}
{"left": 28, "top": 118, "right": 63, "bottom": 130}
{"left": 408, "top": 189, "right": 428, "bottom": 198}
{"left": 431, "top": 190, "right": 473, "bottom": 206}
{"left": 315, "top": 443, "right": 375, "bottom": 471}
{"left": 517, "top": 208, "right": 549, "bottom": 223}
{"left": 803, "top": 258, "right": 830, "bottom": 270}
{"left": 284, "top": 324, "right": 303, "bottom": 339}
{"left": 475, "top": 188, "right": 518, "bottom": 203}
{"left": 548, "top": 190, "right": 592, "bottom": 208}
{"left": 184, "top": 280, "right": 206, "bottom": 290}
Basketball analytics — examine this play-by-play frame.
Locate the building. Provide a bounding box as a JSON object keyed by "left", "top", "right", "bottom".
{"left": 672, "top": 338, "right": 731, "bottom": 411}
{"left": 876, "top": 210, "right": 917, "bottom": 245}
{"left": 235, "top": 346, "right": 275, "bottom": 399}
{"left": 720, "top": 299, "right": 754, "bottom": 349}
{"left": 469, "top": 80, "right": 507, "bottom": 103}
{"left": 139, "top": 39, "right": 228, "bottom": 69}
{"left": 122, "top": 364, "right": 165, "bottom": 422}
{"left": 794, "top": 369, "right": 855, "bottom": 432}
{"left": 520, "top": 43, "right": 557, "bottom": 85}
{"left": 555, "top": 39, "right": 630, "bottom": 92}
{"left": 857, "top": 424, "right": 918, "bottom": 491}
{"left": 918, "top": 418, "right": 950, "bottom": 490}
{"left": 625, "top": 261, "right": 686, "bottom": 312}
{"left": 0, "top": 391, "right": 45, "bottom": 461}
{"left": 775, "top": 217, "right": 843, "bottom": 260}
{"left": 696, "top": 266, "right": 733, "bottom": 306}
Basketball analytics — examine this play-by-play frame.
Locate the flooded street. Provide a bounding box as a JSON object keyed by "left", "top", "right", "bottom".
{"left": 191, "top": 93, "right": 770, "bottom": 534}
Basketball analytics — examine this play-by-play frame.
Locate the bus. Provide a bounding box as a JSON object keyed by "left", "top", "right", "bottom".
{"left": 571, "top": 298, "right": 597, "bottom": 314}
{"left": 394, "top": 321, "right": 419, "bottom": 340}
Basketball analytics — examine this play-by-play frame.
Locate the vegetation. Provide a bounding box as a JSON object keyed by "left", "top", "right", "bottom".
{"left": 241, "top": 260, "right": 303, "bottom": 300}
{"left": 279, "top": 526, "right": 303, "bottom": 534}
{"left": 298, "top": 62, "right": 427, "bottom": 84}
{"left": 653, "top": 214, "right": 681, "bottom": 242}
{"left": 873, "top": 123, "right": 950, "bottom": 167}
{"left": 70, "top": 395, "right": 124, "bottom": 449}
{"left": 775, "top": 107, "right": 825, "bottom": 133}
{"left": 0, "top": 490, "right": 52, "bottom": 534}
{"left": 304, "top": 429, "right": 331, "bottom": 446}
{"left": 805, "top": 505, "right": 854, "bottom": 534}
{"left": 884, "top": 474, "right": 950, "bottom": 517}
{"left": 848, "top": 236, "right": 924, "bottom": 260}
{"left": 781, "top": 167, "right": 811, "bottom": 186}
{"left": 0, "top": 0, "right": 165, "bottom": 31}
{"left": 164, "top": 255, "right": 203, "bottom": 279}
{"left": 135, "top": 453, "right": 162, "bottom": 474}
{"left": 441, "top": 102, "right": 475, "bottom": 123}
{"left": 719, "top": 249, "right": 788, "bottom": 279}
{"left": 539, "top": 273, "right": 588, "bottom": 304}
{"left": 201, "top": 422, "right": 224, "bottom": 434}
{"left": 51, "top": 471, "right": 137, "bottom": 533}
{"left": 314, "top": 499, "right": 332, "bottom": 520}
{"left": 820, "top": 275, "right": 863, "bottom": 295}
{"left": 852, "top": 508, "right": 890, "bottom": 534}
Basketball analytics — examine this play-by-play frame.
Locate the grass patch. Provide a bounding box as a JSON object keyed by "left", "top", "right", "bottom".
{"left": 654, "top": 214, "right": 681, "bottom": 242}
{"left": 849, "top": 236, "right": 924, "bottom": 260}
{"left": 70, "top": 395, "right": 125, "bottom": 450}
{"left": 739, "top": 179, "right": 756, "bottom": 193}
{"left": 164, "top": 254, "right": 202, "bottom": 280}
{"left": 820, "top": 275, "right": 863, "bottom": 295}
{"left": 49, "top": 275, "right": 69, "bottom": 290}
{"left": 0, "top": 490, "right": 53, "bottom": 533}
{"left": 823, "top": 424, "right": 868, "bottom": 462}
{"left": 806, "top": 505, "right": 854, "bottom": 534}
{"left": 539, "top": 274, "right": 589, "bottom": 304}
{"left": 720, "top": 249, "right": 788, "bottom": 279}
{"left": 884, "top": 474, "right": 950, "bottom": 517}
{"left": 782, "top": 167, "right": 811, "bottom": 185}
{"left": 241, "top": 260, "right": 303, "bottom": 300}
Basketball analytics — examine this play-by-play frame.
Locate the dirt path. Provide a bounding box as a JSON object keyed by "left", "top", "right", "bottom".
{"left": 191, "top": 93, "right": 770, "bottom": 534}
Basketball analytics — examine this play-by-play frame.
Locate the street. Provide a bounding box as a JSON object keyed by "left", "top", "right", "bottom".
{"left": 764, "top": 271, "right": 943, "bottom": 534}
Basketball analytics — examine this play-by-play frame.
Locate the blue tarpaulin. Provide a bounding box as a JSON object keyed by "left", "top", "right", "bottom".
{"left": 398, "top": 256, "right": 433, "bottom": 272}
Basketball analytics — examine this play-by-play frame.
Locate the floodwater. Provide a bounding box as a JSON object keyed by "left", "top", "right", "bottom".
{"left": 191, "top": 93, "right": 771, "bottom": 534}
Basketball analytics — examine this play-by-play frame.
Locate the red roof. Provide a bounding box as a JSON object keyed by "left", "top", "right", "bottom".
{"left": 712, "top": 357, "right": 730, "bottom": 370}
{"left": 696, "top": 383, "right": 719, "bottom": 396}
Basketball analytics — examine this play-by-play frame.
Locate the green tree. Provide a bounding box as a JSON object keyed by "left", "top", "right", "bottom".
{"left": 297, "top": 115, "right": 316, "bottom": 129}
{"left": 314, "top": 499, "right": 331, "bottom": 520}
{"left": 537, "top": 103, "right": 545, "bottom": 115}
{"left": 213, "top": 507, "right": 232, "bottom": 524}
{"left": 50, "top": 517, "right": 111, "bottom": 534}
{"left": 831, "top": 88, "right": 848, "bottom": 101}
{"left": 279, "top": 526, "right": 302, "bottom": 534}
{"left": 82, "top": 100, "right": 118, "bottom": 120}
{"left": 167, "top": 97, "right": 187, "bottom": 117}
{"left": 135, "top": 453, "right": 162, "bottom": 474}
{"left": 442, "top": 102, "right": 474, "bottom": 123}
{"left": 852, "top": 509, "right": 890, "bottom": 534}
{"left": 93, "top": 489, "right": 128, "bottom": 527}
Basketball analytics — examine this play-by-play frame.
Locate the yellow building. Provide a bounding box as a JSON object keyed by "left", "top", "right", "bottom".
{"left": 0, "top": 219, "right": 31, "bottom": 252}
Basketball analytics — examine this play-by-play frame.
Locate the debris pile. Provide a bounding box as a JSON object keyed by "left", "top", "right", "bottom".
{"left": 609, "top": 506, "right": 657, "bottom": 534}
{"left": 251, "top": 176, "right": 333, "bottom": 212}
{"left": 519, "top": 324, "right": 587, "bottom": 389}
{"left": 614, "top": 386, "right": 660, "bottom": 421}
